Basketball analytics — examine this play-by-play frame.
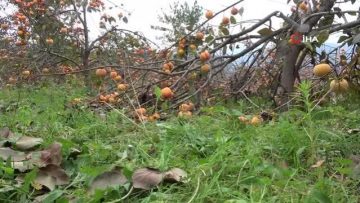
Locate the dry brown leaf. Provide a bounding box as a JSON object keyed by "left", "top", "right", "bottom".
{"left": 350, "top": 155, "right": 360, "bottom": 164}
{"left": 0, "top": 147, "right": 28, "bottom": 161}
{"left": 34, "top": 172, "right": 56, "bottom": 191}
{"left": 89, "top": 167, "right": 128, "bottom": 194}
{"left": 38, "top": 142, "right": 62, "bottom": 166}
{"left": 68, "top": 147, "right": 81, "bottom": 159}
{"left": 15, "top": 174, "right": 25, "bottom": 185}
{"left": 311, "top": 160, "right": 325, "bottom": 168}
{"left": 0, "top": 127, "right": 11, "bottom": 138}
{"left": 0, "top": 128, "right": 19, "bottom": 147}
{"left": 31, "top": 181, "right": 44, "bottom": 190}
{"left": 12, "top": 161, "right": 34, "bottom": 172}
{"left": 350, "top": 155, "right": 360, "bottom": 178}
{"left": 34, "top": 164, "right": 69, "bottom": 191}
{"left": 39, "top": 164, "right": 69, "bottom": 185}
{"left": 15, "top": 136, "right": 43, "bottom": 150}
{"left": 163, "top": 168, "right": 188, "bottom": 183}
{"left": 0, "top": 147, "right": 33, "bottom": 172}
{"left": 347, "top": 128, "right": 360, "bottom": 134}
{"left": 132, "top": 168, "right": 163, "bottom": 190}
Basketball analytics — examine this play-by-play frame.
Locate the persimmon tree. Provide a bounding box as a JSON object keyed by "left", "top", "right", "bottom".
{"left": 175, "top": 0, "right": 359, "bottom": 106}
{"left": 0, "top": 0, "right": 360, "bottom": 116}
{"left": 148, "top": 0, "right": 360, "bottom": 109}
{"left": 0, "top": 0, "right": 142, "bottom": 83}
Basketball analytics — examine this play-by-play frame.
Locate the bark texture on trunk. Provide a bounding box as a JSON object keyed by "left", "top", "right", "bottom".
{"left": 279, "top": 43, "right": 302, "bottom": 94}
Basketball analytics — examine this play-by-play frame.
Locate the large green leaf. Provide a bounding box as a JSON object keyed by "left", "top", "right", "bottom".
{"left": 221, "top": 27, "right": 230, "bottom": 36}
{"left": 230, "top": 16, "right": 237, "bottom": 24}
{"left": 205, "top": 35, "right": 214, "bottom": 43}
{"left": 318, "top": 16, "right": 334, "bottom": 28}
{"left": 303, "top": 42, "right": 314, "bottom": 52}
{"left": 337, "top": 35, "right": 349, "bottom": 43}
{"left": 258, "top": 28, "right": 273, "bottom": 37}
{"left": 317, "top": 30, "right": 330, "bottom": 44}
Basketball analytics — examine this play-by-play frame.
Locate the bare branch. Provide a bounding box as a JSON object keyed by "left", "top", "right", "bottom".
{"left": 42, "top": 50, "right": 80, "bottom": 67}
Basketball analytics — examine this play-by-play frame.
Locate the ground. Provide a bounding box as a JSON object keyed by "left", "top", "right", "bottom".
{"left": 0, "top": 82, "right": 360, "bottom": 202}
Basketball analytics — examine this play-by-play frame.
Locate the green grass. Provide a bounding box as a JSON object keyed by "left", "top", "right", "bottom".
{"left": 0, "top": 83, "right": 360, "bottom": 202}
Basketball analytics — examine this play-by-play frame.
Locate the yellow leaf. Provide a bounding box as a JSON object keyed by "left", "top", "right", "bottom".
{"left": 311, "top": 160, "right": 325, "bottom": 168}
{"left": 31, "top": 181, "right": 43, "bottom": 190}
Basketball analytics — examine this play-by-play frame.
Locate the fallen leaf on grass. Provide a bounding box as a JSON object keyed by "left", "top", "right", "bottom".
{"left": 311, "top": 160, "right": 325, "bottom": 168}
{"left": 31, "top": 181, "right": 44, "bottom": 190}
{"left": 347, "top": 128, "right": 360, "bottom": 134}
{"left": 0, "top": 147, "right": 28, "bottom": 161}
{"left": 0, "top": 127, "right": 12, "bottom": 138}
{"left": 0, "top": 150, "right": 34, "bottom": 172}
{"left": 350, "top": 155, "right": 360, "bottom": 178}
{"left": 34, "top": 173, "right": 56, "bottom": 191}
{"left": 163, "top": 168, "right": 188, "bottom": 183}
{"left": 68, "top": 147, "right": 81, "bottom": 159}
{"left": 350, "top": 155, "right": 360, "bottom": 164}
{"left": 34, "top": 164, "right": 69, "bottom": 191}
{"left": 132, "top": 167, "right": 188, "bottom": 190}
{"left": 12, "top": 161, "right": 34, "bottom": 172}
{"left": 40, "top": 142, "right": 62, "bottom": 166}
{"left": 132, "top": 168, "right": 164, "bottom": 190}
{"left": 0, "top": 127, "right": 19, "bottom": 146}
{"left": 15, "top": 136, "right": 43, "bottom": 150}
{"left": 89, "top": 167, "right": 128, "bottom": 194}
{"left": 0, "top": 128, "right": 43, "bottom": 150}
{"left": 40, "top": 164, "right": 69, "bottom": 185}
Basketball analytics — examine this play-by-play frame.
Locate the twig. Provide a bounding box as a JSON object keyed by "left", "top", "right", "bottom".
{"left": 303, "top": 10, "right": 360, "bottom": 23}
{"left": 310, "top": 89, "right": 332, "bottom": 112}
{"left": 240, "top": 91, "right": 260, "bottom": 109}
{"left": 43, "top": 50, "right": 80, "bottom": 67}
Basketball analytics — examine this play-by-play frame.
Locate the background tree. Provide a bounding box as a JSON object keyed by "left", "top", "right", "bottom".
{"left": 152, "top": 0, "right": 203, "bottom": 44}
{"left": 0, "top": 0, "right": 143, "bottom": 84}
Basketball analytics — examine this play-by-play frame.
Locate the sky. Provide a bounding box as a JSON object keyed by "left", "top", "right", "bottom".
{"left": 2, "top": 0, "right": 359, "bottom": 45}
{"left": 95, "top": 0, "right": 360, "bottom": 46}
{"left": 97, "top": 0, "right": 290, "bottom": 44}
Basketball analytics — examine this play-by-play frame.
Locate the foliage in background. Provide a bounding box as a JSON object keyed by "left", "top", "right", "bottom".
{"left": 152, "top": 0, "right": 203, "bottom": 43}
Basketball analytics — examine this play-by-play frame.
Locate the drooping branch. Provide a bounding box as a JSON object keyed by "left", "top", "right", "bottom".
{"left": 303, "top": 10, "right": 360, "bottom": 23}
{"left": 329, "top": 19, "right": 360, "bottom": 33}
{"left": 88, "top": 26, "right": 117, "bottom": 50}
{"left": 41, "top": 50, "right": 80, "bottom": 67}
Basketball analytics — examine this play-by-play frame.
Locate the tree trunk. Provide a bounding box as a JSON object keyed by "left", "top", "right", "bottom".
{"left": 83, "top": 51, "right": 91, "bottom": 87}
{"left": 277, "top": 42, "right": 302, "bottom": 101}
